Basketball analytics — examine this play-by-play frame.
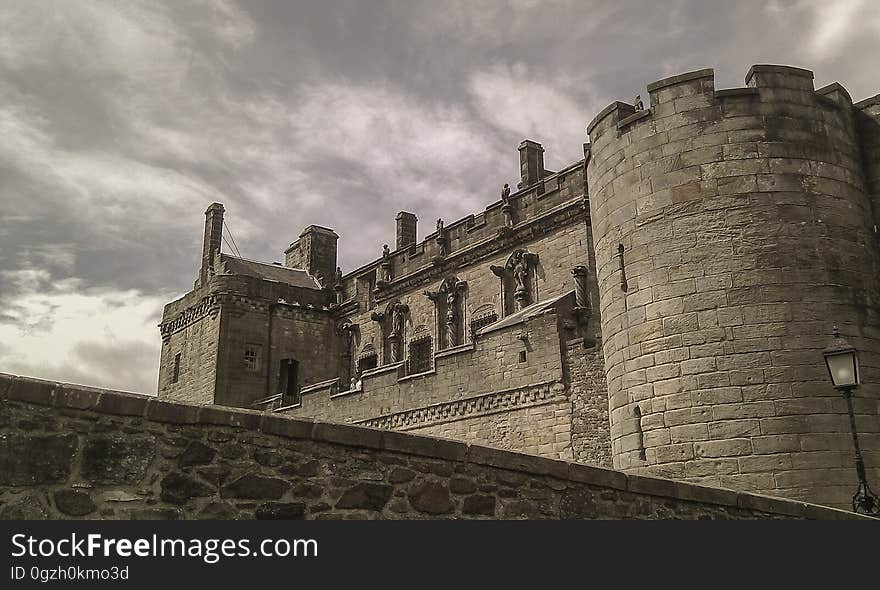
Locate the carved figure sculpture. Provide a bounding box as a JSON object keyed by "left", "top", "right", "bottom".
{"left": 634, "top": 94, "right": 643, "bottom": 111}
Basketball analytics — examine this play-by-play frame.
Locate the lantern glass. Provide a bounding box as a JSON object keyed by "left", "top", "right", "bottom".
{"left": 824, "top": 350, "right": 859, "bottom": 389}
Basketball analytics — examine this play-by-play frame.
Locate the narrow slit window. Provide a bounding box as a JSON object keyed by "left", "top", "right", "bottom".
{"left": 172, "top": 352, "right": 181, "bottom": 384}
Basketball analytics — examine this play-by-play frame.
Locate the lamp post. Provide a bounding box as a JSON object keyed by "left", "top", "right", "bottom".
{"left": 822, "top": 328, "right": 879, "bottom": 516}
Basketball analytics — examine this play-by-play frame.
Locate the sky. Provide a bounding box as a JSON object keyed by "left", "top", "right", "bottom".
{"left": 1, "top": 0, "right": 878, "bottom": 394}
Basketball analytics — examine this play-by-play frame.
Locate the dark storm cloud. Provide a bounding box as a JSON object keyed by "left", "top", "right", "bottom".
{"left": 0, "top": 0, "right": 878, "bottom": 392}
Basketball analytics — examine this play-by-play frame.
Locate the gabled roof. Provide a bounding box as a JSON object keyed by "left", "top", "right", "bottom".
{"left": 478, "top": 291, "right": 573, "bottom": 336}
{"left": 218, "top": 254, "right": 322, "bottom": 290}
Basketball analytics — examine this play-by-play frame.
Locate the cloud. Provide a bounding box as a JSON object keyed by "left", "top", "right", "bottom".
{"left": 469, "top": 63, "right": 595, "bottom": 168}
{"left": 1, "top": 0, "right": 879, "bottom": 396}
{"left": 0, "top": 271, "right": 169, "bottom": 394}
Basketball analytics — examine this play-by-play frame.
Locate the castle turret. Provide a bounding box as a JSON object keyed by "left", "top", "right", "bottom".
{"left": 586, "top": 65, "right": 880, "bottom": 510}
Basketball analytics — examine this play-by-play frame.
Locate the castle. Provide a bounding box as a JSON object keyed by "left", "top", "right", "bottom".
{"left": 158, "top": 65, "right": 880, "bottom": 512}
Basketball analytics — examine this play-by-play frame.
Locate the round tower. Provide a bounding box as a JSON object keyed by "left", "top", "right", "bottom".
{"left": 586, "top": 65, "right": 880, "bottom": 509}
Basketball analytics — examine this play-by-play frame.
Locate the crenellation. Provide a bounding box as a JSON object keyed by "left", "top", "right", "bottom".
{"left": 149, "top": 63, "right": 880, "bottom": 513}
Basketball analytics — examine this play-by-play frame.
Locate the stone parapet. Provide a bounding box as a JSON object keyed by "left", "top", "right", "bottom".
{"left": 0, "top": 373, "right": 861, "bottom": 519}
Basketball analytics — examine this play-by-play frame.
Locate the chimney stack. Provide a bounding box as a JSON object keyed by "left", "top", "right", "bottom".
{"left": 395, "top": 211, "right": 418, "bottom": 250}
{"left": 200, "top": 202, "right": 224, "bottom": 284}
{"left": 518, "top": 139, "right": 545, "bottom": 188}
{"left": 284, "top": 225, "right": 339, "bottom": 288}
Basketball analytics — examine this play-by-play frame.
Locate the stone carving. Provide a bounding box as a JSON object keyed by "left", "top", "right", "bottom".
{"left": 633, "top": 94, "right": 643, "bottom": 111}
{"left": 434, "top": 219, "right": 448, "bottom": 258}
{"left": 425, "top": 277, "right": 467, "bottom": 347}
{"left": 493, "top": 249, "right": 539, "bottom": 311}
{"left": 333, "top": 266, "right": 344, "bottom": 304}
{"left": 501, "top": 183, "right": 514, "bottom": 227}
{"left": 378, "top": 244, "right": 393, "bottom": 286}
{"left": 571, "top": 265, "right": 591, "bottom": 321}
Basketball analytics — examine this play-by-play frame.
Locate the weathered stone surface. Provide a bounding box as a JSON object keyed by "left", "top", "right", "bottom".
{"left": 0, "top": 386, "right": 861, "bottom": 520}
{"left": 0, "top": 434, "right": 77, "bottom": 485}
{"left": 160, "top": 472, "right": 214, "bottom": 505}
{"left": 462, "top": 494, "right": 496, "bottom": 516}
{"left": 53, "top": 489, "right": 97, "bottom": 517}
{"left": 221, "top": 474, "right": 288, "bottom": 500}
{"left": 178, "top": 441, "right": 217, "bottom": 467}
{"left": 81, "top": 435, "right": 156, "bottom": 485}
{"left": 449, "top": 476, "right": 477, "bottom": 494}
{"left": 335, "top": 483, "right": 393, "bottom": 511}
{"left": 0, "top": 494, "right": 49, "bottom": 519}
{"left": 407, "top": 482, "right": 453, "bottom": 515}
{"left": 255, "top": 502, "right": 306, "bottom": 520}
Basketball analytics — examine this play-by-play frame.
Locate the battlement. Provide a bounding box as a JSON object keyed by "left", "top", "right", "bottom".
{"left": 337, "top": 158, "right": 586, "bottom": 305}
{"left": 584, "top": 64, "right": 880, "bottom": 509}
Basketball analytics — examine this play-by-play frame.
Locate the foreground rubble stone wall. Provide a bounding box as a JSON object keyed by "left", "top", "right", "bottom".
{"left": 0, "top": 375, "right": 857, "bottom": 519}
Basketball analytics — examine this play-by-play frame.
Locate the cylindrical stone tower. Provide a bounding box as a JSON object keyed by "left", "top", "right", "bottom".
{"left": 586, "top": 65, "right": 880, "bottom": 509}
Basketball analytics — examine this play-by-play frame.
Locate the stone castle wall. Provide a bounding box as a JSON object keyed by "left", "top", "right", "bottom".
{"left": 0, "top": 374, "right": 859, "bottom": 520}
{"left": 586, "top": 65, "right": 880, "bottom": 508}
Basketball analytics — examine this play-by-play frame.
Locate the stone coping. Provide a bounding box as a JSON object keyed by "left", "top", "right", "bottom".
{"left": 0, "top": 372, "right": 864, "bottom": 520}
{"left": 714, "top": 87, "right": 760, "bottom": 98}
{"left": 854, "top": 93, "right": 880, "bottom": 110}
{"left": 816, "top": 82, "right": 853, "bottom": 104}
{"left": 646, "top": 68, "right": 715, "bottom": 93}
{"left": 745, "top": 64, "right": 814, "bottom": 86}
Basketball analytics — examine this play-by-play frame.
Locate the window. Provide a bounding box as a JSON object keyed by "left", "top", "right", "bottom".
{"left": 357, "top": 353, "right": 378, "bottom": 374}
{"left": 518, "top": 350, "right": 527, "bottom": 363}
{"left": 469, "top": 308, "right": 498, "bottom": 335}
{"left": 171, "top": 352, "right": 181, "bottom": 384}
{"left": 244, "top": 345, "right": 261, "bottom": 372}
{"left": 408, "top": 336, "right": 433, "bottom": 374}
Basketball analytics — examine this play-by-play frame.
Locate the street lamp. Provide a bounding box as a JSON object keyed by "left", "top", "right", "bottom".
{"left": 822, "top": 328, "right": 879, "bottom": 516}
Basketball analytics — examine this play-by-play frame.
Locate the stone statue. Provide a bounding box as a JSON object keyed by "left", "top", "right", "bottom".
{"left": 501, "top": 183, "right": 514, "bottom": 227}
{"left": 435, "top": 219, "right": 447, "bottom": 256}
{"left": 512, "top": 250, "right": 529, "bottom": 293}
{"left": 380, "top": 244, "right": 392, "bottom": 284}
{"left": 633, "top": 94, "right": 643, "bottom": 111}
{"left": 334, "top": 266, "right": 343, "bottom": 286}
{"left": 391, "top": 303, "right": 407, "bottom": 338}
{"left": 446, "top": 292, "right": 457, "bottom": 323}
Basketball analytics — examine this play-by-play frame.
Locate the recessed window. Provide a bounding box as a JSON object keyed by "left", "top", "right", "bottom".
{"left": 172, "top": 352, "right": 181, "bottom": 383}
{"left": 408, "top": 336, "right": 433, "bottom": 374}
{"left": 357, "top": 353, "right": 378, "bottom": 374}
{"left": 470, "top": 310, "right": 498, "bottom": 335}
{"left": 244, "top": 345, "right": 261, "bottom": 372}
{"left": 518, "top": 350, "right": 527, "bottom": 363}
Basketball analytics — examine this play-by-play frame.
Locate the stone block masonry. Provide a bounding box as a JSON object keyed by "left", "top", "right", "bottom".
{"left": 0, "top": 374, "right": 860, "bottom": 519}
{"left": 587, "top": 64, "right": 880, "bottom": 510}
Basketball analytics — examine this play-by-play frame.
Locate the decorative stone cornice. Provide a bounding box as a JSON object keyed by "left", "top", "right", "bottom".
{"left": 373, "top": 198, "right": 587, "bottom": 303}
{"left": 159, "top": 295, "right": 219, "bottom": 342}
{"left": 355, "top": 381, "right": 565, "bottom": 431}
